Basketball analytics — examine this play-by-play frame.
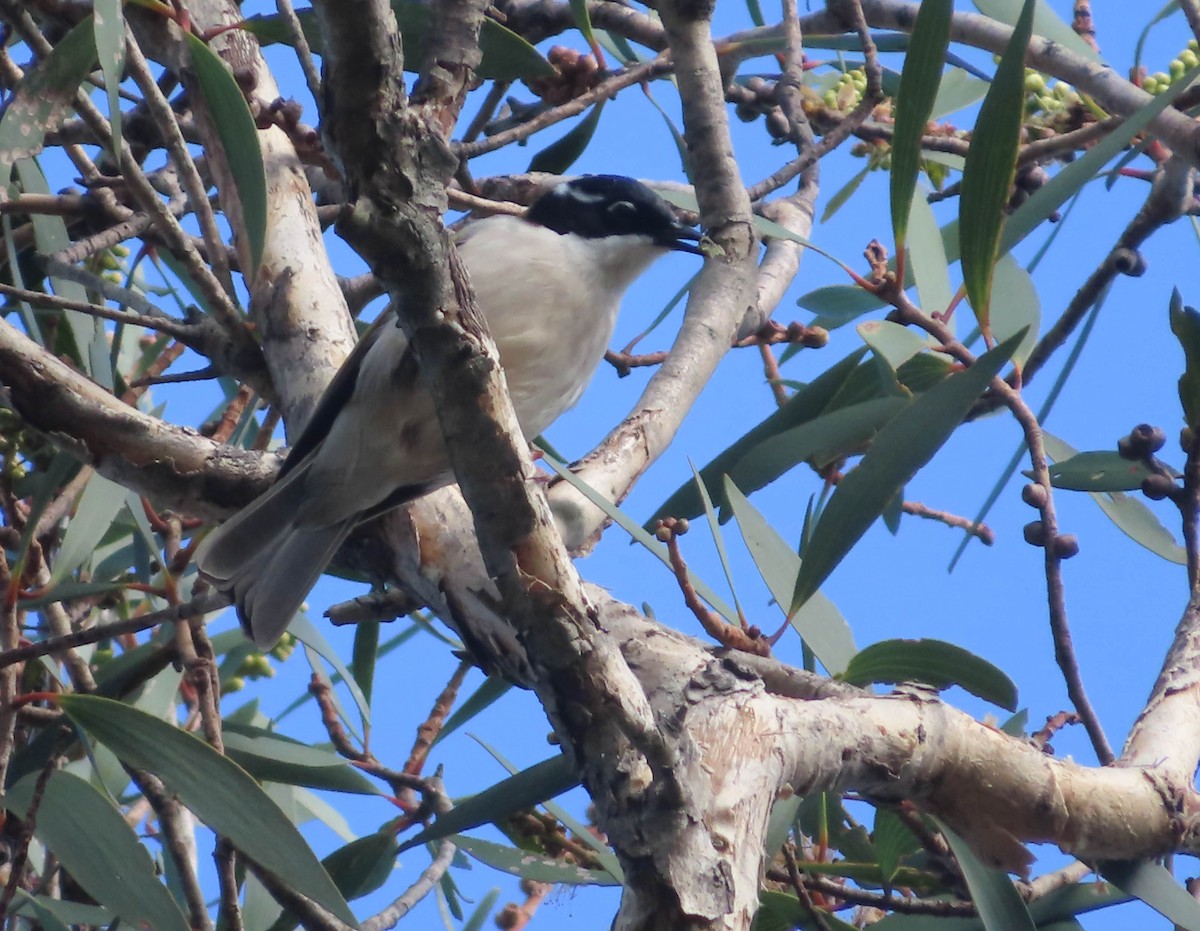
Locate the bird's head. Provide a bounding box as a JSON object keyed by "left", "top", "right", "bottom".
{"left": 524, "top": 175, "right": 703, "bottom": 255}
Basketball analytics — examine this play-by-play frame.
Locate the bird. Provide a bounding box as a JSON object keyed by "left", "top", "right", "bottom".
{"left": 195, "top": 175, "right": 703, "bottom": 648}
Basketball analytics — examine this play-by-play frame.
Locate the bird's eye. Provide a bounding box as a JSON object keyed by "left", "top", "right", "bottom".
{"left": 608, "top": 200, "right": 638, "bottom": 217}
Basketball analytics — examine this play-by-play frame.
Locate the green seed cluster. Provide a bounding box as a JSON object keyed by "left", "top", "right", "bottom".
{"left": 822, "top": 67, "right": 868, "bottom": 112}
{"left": 1023, "top": 69, "right": 1080, "bottom": 114}
{"left": 223, "top": 632, "right": 297, "bottom": 693}
{"left": 1141, "top": 39, "right": 1199, "bottom": 95}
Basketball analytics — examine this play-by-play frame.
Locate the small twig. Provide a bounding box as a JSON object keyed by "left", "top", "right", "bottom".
{"left": 782, "top": 845, "right": 835, "bottom": 931}
{"left": 446, "top": 188, "right": 527, "bottom": 217}
{"left": 460, "top": 79, "right": 512, "bottom": 144}
{"left": 0, "top": 282, "right": 191, "bottom": 340}
{"left": 900, "top": 499, "right": 994, "bottom": 544}
{"left": 362, "top": 775, "right": 456, "bottom": 931}
{"left": 310, "top": 674, "right": 365, "bottom": 760}
{"left": 885, "top": 288, "right": 1114, "bottom": 764}
{"left": 130, "top": 769, "right": 212, "bottom": 929}
{"left": 656, "top": 518, "right": 770, "bottom": 656}
{"left": 0, "top": 592, "right": 229, "bottom": 670}
{"left": 1030, "top": 710, "right": 1081, "bottom": 752}
{"left": 457, "top": 56, "right": 671, "bottom": 158}
{"left": 277, "top": 0, "right": 323, "bottom": 106}
{"left": 248, "top": 860, "right": 353, "bottom": 931}
{"left": 405, "top": 659, "right": 470, "bottom": 778}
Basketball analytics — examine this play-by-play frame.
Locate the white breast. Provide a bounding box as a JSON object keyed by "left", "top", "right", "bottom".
{"left": 458, "top": 216, "right": 666, "bottom": 437}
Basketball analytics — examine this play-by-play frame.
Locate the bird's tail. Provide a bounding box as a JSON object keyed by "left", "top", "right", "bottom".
{"left": 194, "top": 462, "right": 354, "bottom": 648}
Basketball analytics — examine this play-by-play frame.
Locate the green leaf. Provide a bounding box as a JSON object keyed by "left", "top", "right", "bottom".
{"left": 322, "top": 832, "right": 399, "bottom": 902}
{"left": 728, "top": 397, "right": 909, "bottom": 513}
{"left": 14, "top": 159, "right": 101, "bottom": 381}
{"left": 931, "top": 68, "right": 990, "bottom": 119}
{"left": 858, "top": 320, "right": 933, "bottom": 372}
{"left": 185, "top": 32, "right": 267, "bottom": 278}
{"left": 990, "top": 254, "right": 1040, "bottom": 368}
{"left": 398, "top": 755, "right": 579, "bottom": 853}
{"left": 543, "top": 453, "right": 740, "bottom": 625}
{"left": 568, "top": 0, "right": 598, "bottom": 53}
{"left": 889, "top": 0, "right": 952, "bottom": 250}
{"left": 648, "top": 349, "right": 868, "bottom": 525}
{"left": 755, "top": 891, "right": 859, "bottom": 931}
{"left": 841, "top": 639, "right": 1018, "bottom": 711}
{"left": 527, "top": 102, "right": 605, "bottom": 175}
{"left": 220, "top": 724, "right": 383, "bottom": 794}
{"left": 724, "top": 478, "right": 857, "bottom": 675}
{"left": 0, "top": 17, "right": 96, "bottom": 178}
{"left": 3, "top": 771, "right": 190, "bottom": 931}
{"left": 50, "top": 472, "right": 128, "bottom": 585}
{"left": 1039, "top": 451, "right": 1153, "bottom": 492}
{"left": 453, "top": 835, "right": 620, "bottom": 886}
{"left": 1100, "top": 860, "right": 1200, "bottom": 930}
{"left": 291, "top": 609, "right": 372, "bottom": 736}
{"left": 822, "top": 165, "right": 870, "bottom": 223}
{"left": 939, "top": 820, "right": 1037, "bottom": 930}
{"left": 958, "top": 0, "right": 1035, "bottom": 336}
{"left": 1171, "top": 288, "right": 1200, "bottom": 428}
{"left": 1043, "top": 433, "right": 1186, "bottom": 565}
{"left": 93, "top": 0, "right": 125, "bottom": 160}
{"left": 472, "top": 737, "right": 623, "bottom": 881}
{"left": 791, "top": 332, "right": 1023, "bottom": 614}
{"left": 692, "top": 461, "right": 745, "bottom": 621}
{"left": 57, "top": 695, "right": 359, "bottom": 927}
{"left": 1000, "top": 64, "right": 1200, "bottom": 260}
{"left": 461, "top": 888, "right": 502, "bottom": 931}
{"left": 907, "top": 188, "right": 954, "bottom": 319}
{"left": 241, "top": 3, "right": 554, "bottom": 82}
{"left": 873, "top": 808, "right": 920, "bottom": 885}
{"left": 972, "top": 0, "right": 1100, "bottom": 63}
{"left": 351, "top": 620, "right": 379, "bottom": 707}
{"left": 763, "top": 795, "right": 803, "bottom": 857}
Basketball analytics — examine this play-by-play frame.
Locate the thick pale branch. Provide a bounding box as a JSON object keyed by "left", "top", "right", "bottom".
{"left": 0, "top": 319, "right": 277, "bottom": 516}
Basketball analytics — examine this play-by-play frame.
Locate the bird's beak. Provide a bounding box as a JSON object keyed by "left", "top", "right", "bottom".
{"left": 664, "top": 226, "right": 704, "bottom": 255}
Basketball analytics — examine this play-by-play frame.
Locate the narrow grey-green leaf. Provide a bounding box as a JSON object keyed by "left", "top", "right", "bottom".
{"left": 841, "top": 639, "right": 1017, "bottom": 711}
{"left": 725, "top": 478, "right": 856, "bottom": 674}
{"left": 649, "top": 349, "right": 868, "bottom": 525}
{"left": 398, "top": 755, "right": 578, "bottom": 853}
{"left": 989, "top": 254, "right": 1040, "bottom": 367}
{"left": 291, "top": 609, "right": 371, "bottom": 734}
{"left": 568, "top": 0, "right": 598, "bottom": 52}
{"left": 58, "top": 695, "right": 359, "bottom": 927}
{"left": 543, "top": 454, "right": 739, "bottom": 624}
{"left": 727, "top": 397, "right": 909, "bottom": 513}
{"left": 1040, "top": 451, "right": 1153, "bottom": 492}
{"left": 859, "top": 320, "right": 933, "bottom": 371}
{"left": 93, "top": 0, "right": 125, "bottom": 159}
{"left": 958, "top": 0, "right": 1035, "bottom": 335}
{"left": 221, "top": 724, "right": 382, "bottom": 794}
{"left": 4, "top": 771, "right": 190, "bottom": 931}
{"left": 462, "top": 888, "right": 503, "bottom": 931}
{"left": 185, "top": 32, "right": 267, "bottom": 278}
{"left": 1043, "top": 433, "right": 1186, "bottom": 565}
{"left": 822, "top": 165, "right": 870, "bottom": 223}
{"left": 0, "top": 17, "right": 95, "bottom": 177}
{"left": 1000, "top": 63, "right": 1200, "bottom": 259}
{"left": 792, "top": 332, "right": 1023, "bottom": 614}
{"left": 692, "top": 461, "right": 745, "bottom": 621}
{"left": 1170, "top": 288, "right": 1200, "bottom": 428}
{"left": 907, "top": 188, "right": 954, "bottom": 319}
{"left": 938, "top": 820, "right": 1037, "bottom": 930}
{"left": 764, "top": 795, "right": 803, "bottom": 857}
{"left": 50, "top": 472, "right": 127, "bottom": 584}
{"left": 453, "top": 835, "right": 620, "bottom": 886}
{"left": 351, "top": 619, "right": 379, "bottom": 707}
{"left": 873, "top": 808, "right": 920, "bottom": 885}
{"left": 931, "top": 68, "right": 989, "bottom": 119}
{"left": 1099, "top": 860, "right": 1200, "bottom": 930}
{"left": 890, "top": 0, "right": 952, "bottom": 250}
{"left": 527, "top": 102, "right": 604, "bottom": 175}
{"left": 472, "top": 737, "right": 623, "bottom": 881}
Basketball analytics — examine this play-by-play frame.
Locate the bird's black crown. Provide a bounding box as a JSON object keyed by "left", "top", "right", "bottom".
{"left": 526, "top": 175, "right": 701, "bottom": 253}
